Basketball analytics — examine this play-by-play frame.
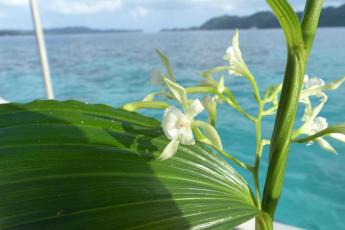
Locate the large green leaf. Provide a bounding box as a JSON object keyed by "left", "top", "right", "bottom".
{"left": 0, "top": 100, "right": 259, "bottom": 229}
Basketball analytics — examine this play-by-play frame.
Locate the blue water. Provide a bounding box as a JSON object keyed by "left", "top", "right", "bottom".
{"left": 0, "top": 29, "right": 345, "bottom": 229}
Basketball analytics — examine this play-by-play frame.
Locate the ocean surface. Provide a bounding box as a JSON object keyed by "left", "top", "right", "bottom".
{"left": 0, "top": 28, "right": 344, "bottom": 229}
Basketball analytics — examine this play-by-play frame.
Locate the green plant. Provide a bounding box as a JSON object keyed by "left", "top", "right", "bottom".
{"left": 123, "top": 0, "right": 345, "bottom": 228}
{"left": 1, "top": 1, "right": 345, "bottom": 230}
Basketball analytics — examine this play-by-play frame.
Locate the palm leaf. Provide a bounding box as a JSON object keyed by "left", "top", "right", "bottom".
{"left": 0, "top": 100, "right": 259, "bottom": 229}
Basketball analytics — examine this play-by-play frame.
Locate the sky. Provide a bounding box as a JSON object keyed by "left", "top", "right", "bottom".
{"left": 0, "top": 0, "right": 344, "bottom": 32}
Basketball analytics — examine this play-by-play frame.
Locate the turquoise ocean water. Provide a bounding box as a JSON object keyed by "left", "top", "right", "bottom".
{"left": 0, "top": 29, "right": 344, "bottom": 229}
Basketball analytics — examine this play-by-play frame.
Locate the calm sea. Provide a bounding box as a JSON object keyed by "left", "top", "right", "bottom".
{"left": 0, "top": 28, "right": 344, "bottom": 229}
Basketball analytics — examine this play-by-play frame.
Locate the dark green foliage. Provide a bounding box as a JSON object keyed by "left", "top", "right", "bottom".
{"left": 0, "top": 100, "right": 259, "bottom": 229}
{"left": 197, "top": 4, "right": 345, "bottom": 30}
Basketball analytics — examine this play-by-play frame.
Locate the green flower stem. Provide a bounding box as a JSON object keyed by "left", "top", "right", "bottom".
{"left": 291, "top": 126, "right": 306, "bottom": 141}
{"left": 242, "top": 71, "right": 265, "bottom": 210}
{"left": 122, "top": 101, "right": 170, "bottom": 111}
{"left": 208, "top": 107, "right": 217, "bottom": 127}
{"left": 253, "top": 101, "right": 264, "bottom": 209}
{"left": 142, "top": 91, "right": 170, "bottom": 102}
{"left": 246, "top": 72, "right": 262, "bottom": 104}
{"left": 215, "top": 148, "right": 254, "bottom": 172}
{"left": 263, "top": 106, "right": 278, "bottom": 116}
{"left": 255, "top": 212, "right": 273, "bottom": 230}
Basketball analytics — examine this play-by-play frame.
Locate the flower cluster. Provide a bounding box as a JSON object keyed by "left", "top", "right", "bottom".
{"left": 159, "top": 79, "right": 223, "bottom": 160}
{"left": 123, "top": 29, "right": 345, "bottom": 162}
{"left": 223, "top": 30, "right": 251, "bottom": 77}
{"left": 295, "top": 74, "right": 345, "bottom": 153}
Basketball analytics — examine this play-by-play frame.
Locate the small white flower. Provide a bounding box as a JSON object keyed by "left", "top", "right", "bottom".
{"left": 296, "top": 75, "right": 345, "bottom": 153}
{"left": 159, "top": 99, "right": 204, "bottom": 161}
{"left": 300, "top": 74, "right": 328, "bottom": 122}
{"left": 299, "top": 116, "right": 327, "bottom": 146}
{"left": 301, "top": 74, "right": 325, "bottom": 98}
{"left": 306, "top": 117, "right": 328, "bottom": 135}
{"left": 223, "top": 30, "right": 250, "bottom": 77}
{"left": 302, "top": 117, "right": 336, "bottom": 153}
{"left": 303, "top": 74, "right": 325, "bottom": 90}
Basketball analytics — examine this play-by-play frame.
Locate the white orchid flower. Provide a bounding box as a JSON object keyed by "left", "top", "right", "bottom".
{"left": 303, "top": 74, "right": 325, "bottom": 89}
{"left": 301, "top": 116, "right": 337, "bottom": 153}
{"left": 296, "top": 77, "right": 334, "bottom": 153}
{"left": 296, "top": 74, "right": 345, "bottom": 153}
{"left": 297, "top": 116, "right": 345, "bottom": 154}
{"left": 295, "top": 75, "right": 345, "bottom": 154}
{"left": 301, "top": 75, "right": 326, "bottom": 99}
{"left": 223, "top": 30, "right": 250, "bottom": 77}
{"left": 159, "top": 100, "right": 204, "bottom": 161}
{"left": 158, "top": 78, "right": 204, "bottom": 160}
{"left": 300, "top": 74, "right": 345, "bottom": 101}
{"left": 299, "top": 74, "right": 328, "bottom": 122}
{"left": 305, "top": 117, "right": 328, "bottom": 135}
{"left": 159, "top": 78, "right": 223, "bottom": 160}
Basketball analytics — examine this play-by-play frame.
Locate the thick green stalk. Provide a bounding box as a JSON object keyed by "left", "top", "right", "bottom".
{"left": 262, "top": 50, "right": 305, "bottom": 217}
{"left": 255, "top": 212, "right": 273, "bottom": 230}
{"left": 301, "top": 0, "right": 324, "bottom": 58}
{"left": 261, "top": 0, "right": 323, "bottom": 221}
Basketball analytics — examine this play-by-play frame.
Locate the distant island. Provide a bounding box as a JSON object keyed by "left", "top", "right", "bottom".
{"left": 161, "top": 4, "right": 345, "bottom": 31}
{"left": 0, "top": 26, "right": 142, "bottom": 36}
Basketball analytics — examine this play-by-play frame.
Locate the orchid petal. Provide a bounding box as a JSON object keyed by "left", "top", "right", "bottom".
{"left": 301, "top": 96, "right": 312, "bottom": 122}
{"left": 217, "top": 76, "right": 225, "bottom": 94}
{"left": 320, "top": 76, "right": 345, "bottom": 91}
{"left": 316, "top": 138, "right": 337, "bottom": 154}
{"left": 164, "top": 78, "right": 188, "bottom": 109}
{"left": 330, "top": 133, "right": 345, "bottom": 143}
{"left": 180, "top": 127, "right": 195, "bottom": 145}
{"left": 310, "top": 92, "right": 328, "bottom": 120}
{"left": 304, "top": 77, "right": 325, "bottom": 89}
{"left": 312, "top": 117, "right": 328, "bottom": 133}
{"left": 158, "top": 139, "right": 180, "bottom": 161}
{"left": 143, "top": 92, "right": 158, "bottom": 102}
{"left": 186, "top": 99, "right": 204, "bottom": 119}
{"left": 223, "top": 30, "right": 250, "bottom": 77}
{"left": 156, "top": 49, "right": 176, "bottom": 82}
{"left": 303, "top": 74, "right": 309, "bottom": 83}
{"left": 162, "top": 106, "right": 184, "bottom": 140}
{"left": 193, "top": 120, "right": 223, "bottom": 150}
{"left": 232, "top": 29, "right": 243, "bottom": 61}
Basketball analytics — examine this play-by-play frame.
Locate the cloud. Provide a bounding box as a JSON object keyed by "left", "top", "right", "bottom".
{"left": 122, "top": 0, "right": 345, "bottom": 15}
{"left": 222, "top": 4, "right": 233, "bottom": 12}
{"left": 49, "top": 0, "right": 122, "bottom": 14}
{"left": 131, "top": 6, "right": 148, "bottom": 18}
{"left": 123, "top": 0, "right": 239, "bottom": 12}
{"left": 0, "top": 0, "right": 28, "bottom": 6}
